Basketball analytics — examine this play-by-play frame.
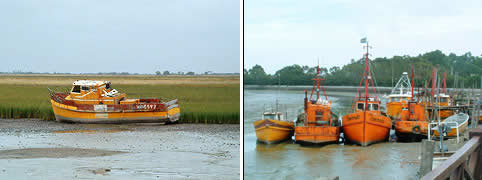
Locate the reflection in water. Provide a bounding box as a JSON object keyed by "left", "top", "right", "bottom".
{"left": 245, "top": 88, "right": 421, "bottom": 179}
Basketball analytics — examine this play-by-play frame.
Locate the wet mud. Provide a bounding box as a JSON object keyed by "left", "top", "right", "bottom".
{"left": 0, "top": 119, "right": 240, "bottom": 179}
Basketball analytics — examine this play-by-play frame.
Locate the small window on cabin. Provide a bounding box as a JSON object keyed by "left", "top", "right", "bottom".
{"left": 315, "top": 111, "right": 323, "bottom": 121}
{"left": 389, "top": 98, "right": 393, "bottom": 102}
{"left": 440, "top": 98, "right": 448, "bottom": 103}
{"left": 81, "top": 86, "right": 89, "bottom": 91}
{"left": 357, "top": 103, "right": 365, "bottom": 110}
{"left": 106, "top": 83, "right": 110, "bottom": 89}
{"left": 72, "top": 85, "right": 80, "bottom": 93}
{"left": 264, "top": 114, "right": 275, "bottom": 120}
{"left": 369, "top": 104, "right": 379, "bottom": 111}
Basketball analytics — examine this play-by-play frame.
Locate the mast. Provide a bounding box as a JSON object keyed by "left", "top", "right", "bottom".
{"left": 442, "top": 72, "right": 447, "bottom": 94}
{"left": 364, "top": 41, "right": 370, "bottom": 109}
{"left": 411, "top": 66, "right": 415, "bottom": 101}
{"left": 310, "top": 65, "right": 327, "bottom": 102}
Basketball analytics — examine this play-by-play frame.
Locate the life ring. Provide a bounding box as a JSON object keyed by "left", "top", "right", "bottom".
{"left": 412, "top": 125, "right": 421, "bottom": 134}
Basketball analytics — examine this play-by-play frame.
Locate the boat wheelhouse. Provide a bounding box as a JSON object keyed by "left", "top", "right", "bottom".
{"left": 386, "top": 72, "right": 412, "bottom": 119}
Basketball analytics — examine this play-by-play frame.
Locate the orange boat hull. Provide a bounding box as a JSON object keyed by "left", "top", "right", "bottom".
{"left": 394, "top": 121, "right": 428, "bottom": 141}
{"left": 294, "top": 126, "right": 340, "bottom": 144}
{"left": 254, "top": 119, "right": 294, "bottom": 144}
{"left": 342, "top": 111, "right": 391, "bottom": 146}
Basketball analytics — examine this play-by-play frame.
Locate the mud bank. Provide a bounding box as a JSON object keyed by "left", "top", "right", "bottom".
{"left": 0, "top": 119, "right": 240, "bottom": 179}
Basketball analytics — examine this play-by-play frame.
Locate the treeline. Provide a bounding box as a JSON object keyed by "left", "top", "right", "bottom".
{"left": 244, "top": 50, "right": 482, "bottom": 88}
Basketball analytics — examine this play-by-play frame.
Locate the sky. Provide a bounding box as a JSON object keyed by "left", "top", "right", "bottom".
{"left": 245, "top": 0, "right": 482, "bottom": 74}
{"left": 0, "top": 0, "right": 240, "bottom": 74}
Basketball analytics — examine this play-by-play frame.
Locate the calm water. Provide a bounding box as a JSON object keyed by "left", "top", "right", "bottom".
{"left": 244, "top": 88, "right": 422, "bottom": 179}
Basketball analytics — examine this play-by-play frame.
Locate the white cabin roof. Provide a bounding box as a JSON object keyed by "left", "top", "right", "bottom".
{"left": 72, "top": 80, "right": 109, "bottom": 86}
{"left": 434, "top": 93, "right": 450, "bottom": 98}
{"left": 388, "top": 94, "right": 411, "bottom": 98}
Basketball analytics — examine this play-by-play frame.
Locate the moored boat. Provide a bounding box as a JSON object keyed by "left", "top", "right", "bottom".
{"left": 386, "top": 72, "right": 412, "bottom": 120}
{"left": 294, "top": 66, "right": 340, "bottom": 145}
{"left": 392, "top": 69, "right": 430, "bottom": 141}
{"left": 253, "top": 78, "right": 294, "bottom": 144}
{"left": 49, "top": 80, "right": 180, "bottom": 123}
{"left": 342, "top": 39, "right": 392, "bottom": 146}
{"left": 432, "top": 113, "right": 469, "bottom": 137}
{"left": 254, "top": 111, "right": 294, "bottom": 144}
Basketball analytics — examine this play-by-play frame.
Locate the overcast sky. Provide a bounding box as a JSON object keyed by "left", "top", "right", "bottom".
{"left": 245, "top": 0, "right": 482, "bottom": 74}
{"left": 0, "top": 0, "right": 239, "bottom": 74}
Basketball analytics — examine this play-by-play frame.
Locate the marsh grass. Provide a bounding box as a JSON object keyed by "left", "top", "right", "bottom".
{"left": 0, "top": 81, "right": 239, "bottom": 124}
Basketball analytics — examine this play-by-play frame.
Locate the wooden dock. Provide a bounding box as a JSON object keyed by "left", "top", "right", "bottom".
{"left": 420, "top": 127, "right": 481, "bottom": 180}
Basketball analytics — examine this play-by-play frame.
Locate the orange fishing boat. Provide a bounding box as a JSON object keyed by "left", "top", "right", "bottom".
{"left": 392, "top": 69, "right": 430, "bottom": 141}
{"left": 427, "top": 71, "right": 454, "bottom": 119}
{"left": 253, "top": 80, "right": 294, "bottom": 144}
{"left": 254, "top": 109, "right": 294, "bottom": 144}
{"left": 386, "top": 72, "right": 412, "bottom": 120}
{"left": 294, "top": 66, "right": 340, "bottom": 145}
{"left": 342, "top": 39, "right": 392, "bottom": 146}
{"left": 49, "top": 80, "right": 180, "bottom": 123}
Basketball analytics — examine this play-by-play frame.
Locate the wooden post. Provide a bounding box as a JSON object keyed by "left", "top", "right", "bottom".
{"left": 472, "top": 100, "right": 478, "bottom": 129}
{"left": 420, "top": 139, "right": 435, "bottom": 176}
{"left": 469, "top": 128, "right": 482, "bottom": 180}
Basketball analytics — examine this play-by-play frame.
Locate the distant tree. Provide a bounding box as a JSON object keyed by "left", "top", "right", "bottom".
{"left": 186, "top": 72, "right": 195, "bottom": 75}
{"left": 155, "top": 71, "right": 161, "bottom": 75}
{"left": 163, "top": 71, "right": 170, "bottom": 75}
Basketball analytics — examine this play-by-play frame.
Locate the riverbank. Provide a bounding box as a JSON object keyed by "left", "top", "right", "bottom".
{"left": 0, "top": 118, "right": 240, "bottom": 179}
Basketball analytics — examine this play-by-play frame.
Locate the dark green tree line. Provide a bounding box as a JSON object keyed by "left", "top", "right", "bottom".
{"left": 244, "top": 50, "right": 482, "bottom": 87}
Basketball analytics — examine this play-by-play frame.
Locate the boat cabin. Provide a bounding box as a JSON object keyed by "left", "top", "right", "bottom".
{"left": 433, "top": 94, "right": 451, "bottom": 106}
{"left": 355, "top": 97, "right": 381, "bottom": 112}
{"left": 305, "top": 97, "right": 333, "bottom": 125}
{"left": 263, "top": 112, "right": 284, "bottom": 121}
{"left": 65, "top": 80, "right": 137, "bottom": 105}
{"left": 388, "top": 94, "right": 411, "bottom": 103}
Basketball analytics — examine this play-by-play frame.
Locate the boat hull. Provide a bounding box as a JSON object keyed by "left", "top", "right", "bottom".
{"left": 294, "top": 126, "right": 340, "bottom": 145}
{"left": 394, "top": 121, "right": 428, "bottom": 142}
{"left": 433, "top": 122, "right": 468, "bottom": 137}
{"left": 342, "top": 111, "right": 391, "bottom": 146}
{"left": 51, "top": 100, "right": 180, "bottom": 124}
{"left": 254, "top": 119, "right": 293, "bottom": 144}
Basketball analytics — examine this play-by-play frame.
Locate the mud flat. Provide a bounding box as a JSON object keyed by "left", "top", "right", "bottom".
{"left": 0, "top": 119, "right": 240, "bottom": 179}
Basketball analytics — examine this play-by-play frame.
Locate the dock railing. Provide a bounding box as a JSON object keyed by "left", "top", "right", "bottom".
{"left": 421, "top": 127, "right": 482, "bottom": 180}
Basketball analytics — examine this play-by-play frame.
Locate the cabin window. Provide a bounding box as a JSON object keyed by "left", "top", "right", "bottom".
{"left": 81, "top": 86, "right": 89, "bottom": 91}
{"left": 389, "top": 98, "right": 393, "bottom": 102}
{"left": 315, "top": 111, "right": 323, "bottom": 121}
{"left": 357, "top": 103, "right": 365, "bottom": 111}
{"left": 72, "top": 85, "right": 81, "bottom": 93}
{"left": 106, "top": 83, "right": 111, "bottom": 89}
{"left": 394, "top": 97, "right": 400, "bottom": 102}
{"left": 440, "top": 98, "right": 448, "bottom": 103}
{"left": 369, "top": 104, "right": 379, "bottom": 111}
{"left": 264, "top": 114, "right": 276, "bottom": 120}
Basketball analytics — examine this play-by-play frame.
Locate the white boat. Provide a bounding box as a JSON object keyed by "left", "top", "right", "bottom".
{"left": 431, "top": 113, "right": 469, "bottom": 137}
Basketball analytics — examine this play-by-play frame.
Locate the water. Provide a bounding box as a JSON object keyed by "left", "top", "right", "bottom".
{"left": 244, "top": 88, "right": 422, "bottom": 179}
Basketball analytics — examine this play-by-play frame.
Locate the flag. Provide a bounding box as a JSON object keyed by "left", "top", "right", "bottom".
{"left": 360, "top": 37, "right": 367, "bottom": 43}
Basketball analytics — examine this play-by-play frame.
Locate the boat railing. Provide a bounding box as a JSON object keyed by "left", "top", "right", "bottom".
{"left": 428, "top": 122, "right": 460, "bottom": 144}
